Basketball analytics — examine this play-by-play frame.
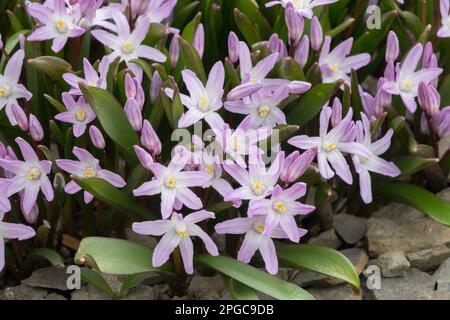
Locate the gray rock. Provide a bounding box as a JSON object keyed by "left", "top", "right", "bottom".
{"left": 333, "top": 213, "right": 367, "bottom": 245}
{"left": 406, "top": 245, "right": 450, "bottom": 271}
{"left": 367, "top": 202, "right": 450, "bottom": 257}
{"left": 437, "top": 188, "right": 450, "bottom": 202}
{"left": 1, "top": 284, "right": 48, "bottom": 300}
{"left": 309, "top": 284, "right": 362, "bottom": 300}
{"left": 308, "top": 229, "right": 342, "bottom": 249}
{"left": 44, "top": 293, "right": 67, "bottom": 300}
{"left": 122, "top": 285, "right": 156, "bottom": 300}
{"left": 365, "top": 268, "right": 450, "bottom": 300}
{"left": 22, "top": 266, "right": 70, "bottom": 291}
{"left": 377, "top": 251, "right": 410, "bottom": 277}
{"left": 71, "top": 285, "right": 109, "bottom": 300}
{"left": 433, "top": 257, "right": 450, "bottom": 292}
{"left": 188, "top": 275, "right": 226, "bottom": 300}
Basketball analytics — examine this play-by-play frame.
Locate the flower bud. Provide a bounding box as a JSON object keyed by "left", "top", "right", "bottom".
{"left": 193, "top": 23, "right": 205, "bottom": 58}
{"left": 169, "top": 33, "right": 180, "bottom": 68}
{"left": 331, "top": 98, "right": 342, "bottom": 128}
{"left": 422, "top": 42, "right": 433, "bottom": 68}
{"left": 228, "top": 31, "right": 239, "bottom": 63}
{"left": 384, "top": 61, "right": 395, "bottom": 81}
{"left": 29, "top": 114, "right": 44, "bottom": 141}
{"left": 385, "top": 31, "right": 399, "bottom": 63}
{"left": 141, "top": 119, "right": 161, "bottom": 156}
{"left": 294, "top": 35, "right": 309, "bottom": 68}
{"left": 285, "top": 6, "right": 304, "bottom": 46}
{"left": 125, "top": 73, "right": 137, "bottom": 98}
{"left": 11, "top": 103, "right": 29, "bottom": 131}
{"left": 150, "top": 71, "right": 162, "bottom": 104}
{"left": 134, "top": 145, "right": 153, "bottom": 170}
{"left": 418, "top": 82, "right": 440, "bottom": 116}
{"left": 281, "top": 149, "right": 317, "bottom": 184}
{"left": 310, "top": 16, "right": 323, "bottom": 52}
{"left": 89, "top": 125, "right": 105, "bottom": 150}
{"left": 124, "top": 98, "right": 143, "bottom": 131}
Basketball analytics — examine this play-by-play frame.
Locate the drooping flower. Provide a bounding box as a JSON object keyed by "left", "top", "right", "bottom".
{"left": 249, "top": 183, "right": 315, "bottom": 242}
{"left": 223, "top": 152, "right": 284, "bottom": 204}
{"left": 318, "top": 36, "right": 371, "bottom": 87}
{"left": 0, "top": 49, "right": 32, "bottom": 125}
{"left": 225, "top": 87, "right": 289, "bottom": 129}
{"left": 133, "top": 210, "right": 218, "bottom": 274}
{"left": 78, "top": 0, "right": 126, "bottom": 32}
{"left": 56, "top": 147, "right": 126, "bottom": 204}
{"left": 280, "top": 149, "right": 316, "bottom": 184}
{"left": 418, "top": 82, "right": 450, "bottom": 139}
{"left": 382, "top": 43, "right": 443, "bottom": 113}
{"left": 27, "top": 0, "right": 85, "bottom": 53}
{"left": 165, "top": 61, "right": 225, "bottom": 128}
{"left": 0, "top": 211, "right": 36, "bottom": 271}
{"left": 288, "top": 107, "right": 370, "bottom": 184}
{"left": 63, "top": 57, "right": 110, "bottom": 96}
{"left": 352, "top": 113, "right": 401, "bottom": 204}
{"left": 55, "top": 93, "right": 96, "bottom": 137}
{"left": 133, "top": 147, "right": 211, "bottom": 219}
{"left": 215, "top": 215, "right": 307, "bottom": 274}
{"left": 437, "top": 0, "right": 450, "bottom": 38}
{"left": 265, "top": 0, "right": 338, "bottom": 19}
{"left": 0, "top": 137, "right": 53, "bottom": 215}
{"left": 91, "top": 12, "right": 166, "bottom": 81}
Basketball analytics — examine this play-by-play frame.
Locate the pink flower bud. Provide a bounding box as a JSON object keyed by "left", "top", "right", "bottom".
{"left": 29, "top": 114, "right": 44, "bottom": 141}
{"left": 134, "top": 145, "right": 153, "bottom": 170}
{"left": 228, "top": 32, "right": 239, "bottom": 63}
{"left": 169, "top": 34, "right": 180, "bottom": 69}
{"left": 294, "top": 35, "right": 309, "bottom": 68}
{"left": 89, "top": 125, "right": 105, "bottom": 150}
{"left": 150, "top": 71, "right": 162, "bottom": 104}
{"left": 384, "top": 61, "right": 395, "bottom": 81}
{"left": 310, "top": 16, "right": 323, "bottom": 52}
{"left": 422, "top": 42, "right": 433, "bottom": 68}
{"left": 418, "top": 82, "right": 440, "bottom": 116}
{"left": 141, "top": 119, "right": 161, "bottom": 156}
{"left": 331, "top": 98, "right": 342, "bottom": 128}
{"left": 124, "top": 98, "right": 143, "bottom": 131}
{"left": 385, "top": 31, "right": 399, "bottom": 63}
{"left": 125, "top": 73, "right": 137, "bottom": 98}
{"left": 11, "top": 103, "right": 29, "bottom": 131}
{"left": 281, "top": 149, "right": 317, "bottom": 184}
{"left": 193, "top": 23, "right": 205, "bottom": 58}
{"left": 285, "top": 5, "right": 304, "bottom": 45}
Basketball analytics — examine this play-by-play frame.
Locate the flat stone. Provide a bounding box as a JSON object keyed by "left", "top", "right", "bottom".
{"left": 308, "top": 229, "right": 342, "bottom": 249}
{"left": 188, "top": 275, "right": 226, "bottom": 300}
{"left": 309, "top": 284, "right": 362, "bottom": 300}
{"left": 121, "top": 285, "right": 156, "bottom": 300}
{"left": 365, "top": 268, "right": 450, "bottom": 300}
{"left": 377, "top": 251, "right": 410, "bottom": 277}
{"left": 44, "top": 293, "right": 67, "bottom": 300}
{"left": 1, "top": 284, "right": 48, "bottom": 300}
{"left": 22, "top": 266, "right": 70, "bottom": 291}
{"left": 433, "top": 257, "right": 450, "bottom": 292}
{"left": 367, "top": 202, "right": 450, "bottom": 257}
{"left": 71, "top": 285, "right": 109, "bottom": 300}
{"left": 406, "top": 245, "right": 450, "bottom": 271}
{"left": 333, "top": 213, "right": 367, "bottom": 245}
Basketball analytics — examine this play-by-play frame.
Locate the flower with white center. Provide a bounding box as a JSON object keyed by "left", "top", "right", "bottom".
{"left": 265, "top": 0, "right": 338, "bottom": 19}
{"left": 133, "top": 210, "right": 218, "bottom": 274}
{"left": 133, "top": 147, "right": 211, "bottom": 219}
{"left": 91, "top": 12, "right": 166, "bottom": 81}
{"left": 0, "top": 211, "right": 36, "bottom": 271}
{"left": 164, "top": 61, "right": 225, "bottom": 128}
{"left": 215, "top": 215, "right": 307, "bottom": 275}
{"left": 63, "top": 57, "right": 110, "bottom": 96}
{"left": 55, "top": 93, "right": 96, "bottom": 137}
{"left": 0, "top": 138, "right": 53, "bottom": 215}
{"left": 56, "top": 147, "right": 126, "bottom": 204}
{"left": 382, "top": 43, "right": 443, "bottom": 113}
{"left": 318, "top": 36, "right": 371, "bottom": 87}
{"left": 27, "top": 0, "right": 85, "bottom": 53}
{"left": 288, "top": 107, "right": 370, "bottom": 184}
{"left": 223, "top": 152, "right": 284, "bottom": 205}
{"left": 249, "top": 183, "right": 315, "bottom": 242}
{"left": 437, "top": 0, "right": 450, "bottom": 38}
{"left": 0, "top": 49, "right": 32, "bottom": 125}
{"left": 225, "top": 87, "right": 289, "bottom": 128}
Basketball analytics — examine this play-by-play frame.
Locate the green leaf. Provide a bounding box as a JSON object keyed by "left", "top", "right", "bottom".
{"left": 351, "top": 69, "right": 363, "bottom": 119}
{"left": 79, "top": 85, "right": 139, "bottom": 164}
{"left": 73, "top": 177, "right": 153, "bottom": 220}
{"left": 75, "top": 237, "right": 172, "bottom": 275}
{"left": 0, "top": 29, "right": 29, "bottom": 72}
{"left": 287, "top": 81, "right": 342, "bottom": 125}
{"left": 178, "top": 37, "right": 207, "bottom": 83}
{"left": 262, "top": 124, "right": 299, "bottom": 150}
{"left": 233, "top": 8, "right": 262, "bottom": 45}
{"left": 223, "top": 276, "right": 259, "bottom": 300}
{"left": 181, "top": 12, "right": 202, "bottom": 43}
{"left": 120, "top": 273, "right": 149, "bottom": 297}
{"left": 235, "top": 0, "right": 271, "bottom": 38}
{"left": 399, "top": 11, "right": 423, "bottom": 39}
{"left": 277, "top": 244, "right": 360, "bottom": 289}
{"left": 195, "top": 255, "right": 314, "bottom": 300}
{"left": 129, "top": 59, "right": 153, "bottom": 81}
{"left": 44, "top": 94, "right": 65, "bottom": 113}
{"left": 377, "top": 182, "right": 450, "bottom": 226}
{"left": 325, "top": 18, "right": 355, "bottom": 38}
{"left": 172, "top": 1, "right": 201, "bottom": 29}
{"left": 80, "top": 268, "right": 114, "bottom": 297}
{"left": 26, "top": 248, "right": 64, "bottom": 267}
{"left": 277, "top": 57, "right": 305, "bottom": 81}
{"left": 28, "top": 56, "right": 73, "bottom": 80}
{"left": 395, "top": 155, "right": 439, "bottom": 176}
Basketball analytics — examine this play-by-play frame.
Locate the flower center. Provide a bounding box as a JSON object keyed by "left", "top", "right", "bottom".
{"left": 292, "top": 0, "right": 306, "bottom": 10}
{"left": 324, "top": 140, "right": 337, "bottom": 152}
{"left": 249, "top": 77, "right": 257, "bottom": 84}
{"left": 258, "top": 105, "right": 270, "bottom": 118}
{"left": 199, "top": 95, "right": 209, "bottom": 111}
{"left": 84, "top": 166, "right": 96, "bottom": 178}
{"left": 231, "top": 138, "right": 241, "bottom": 151}
{"left": 251, "top": 181, "right": 264, "bottom": 195}
{"left": 122, "top": 42, "right": 135, "bottom": 54}
{"left": 0, "top": 86, "right": 10, "bottom": 97}
{"left": 400, "top": 79, "right": 413, "bottom": 92}
{"left": 75, "top": 109, "right": 87, "bottom": 122}
{"left": 174, "top": 222, "right": 188, "bottom": 237}
{"left": 204, "top": 164, "right": 215, "bottom": 176}
{"left": 26, "top": 168, "right": 41, "bottom": 181}
{"left": 273, "top": 201, "right": 286, "bottom": 214}
{"left": 165, "top": 176, "right": 176, "bottom": 188}
{"left": 252, "top": 221, "right": 266, "bottom": 234}
{"left": 56, "top": 19, "right": 68, "bottom": 33}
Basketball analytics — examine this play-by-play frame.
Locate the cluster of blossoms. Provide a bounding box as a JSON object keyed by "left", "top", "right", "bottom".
{"left": 0, "top": 0, "right": 449, "bottom": 279}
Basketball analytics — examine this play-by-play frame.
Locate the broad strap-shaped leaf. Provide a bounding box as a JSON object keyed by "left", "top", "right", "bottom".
{"left": 178, "top": 37, "right": 207, "bottom": 83}
{"left": 74, "top": 177, "right": 153, "bottom": 220}
{"left": 80, "top": 84, "right": 139, "bottom": 164}
{"left": 28, "top": 56, "right": 73, "bottom": 80}
{"left": 25, "top": 248, "right": 64, "bottom": 267}
{"left": 277, "top": 244, "right": 361, "bottom": 289}
{"left": 195, "top": 255, "right": 314, "bottom": 300}
{"left": 75, "top": 237, "right": 172, "bottom": 275}
{"left": 223, "top": 276, "right": 259, "bottom": 300}
{"left": 376, "top": 182, "right": 450, "bottom": 226}
{"left": 233, "top": 8, "right": 262, "bottom": 45}
{"left": 80, "top": 267, "right": 114, "bottom": 298}
{"left": 394, "top": 155, "right": 439, "bottom": 176}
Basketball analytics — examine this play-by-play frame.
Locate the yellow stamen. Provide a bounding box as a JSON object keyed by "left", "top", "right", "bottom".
{"left": 293, "top": 0, "right": 305, "bottom": 9}
{"left": 324, "top": 140, "right": 337, "bottom": 151}
{"left": 175, "top": 223, "right": 188, "bottom": 237}
{"left": 84, "top": 167, "right": 95, "bottom": 178}
{"left": 165, "top": 176, "right": 176, "bottom": 188}
{"left": 249, "top": 77, "right": 257, "bottom": 84}
{"left": 252, "top": 181, "right": 264, "bottom": 195}
{"left": 199, "top": 95, "right": 209, "bottom": 111}
{"left": 75, "top": 109, "right": 87, "bottom": 122}
{"left": 56, "top": 19, "right": 67, "bottom": 33}
{"left": 204, "top": 164, "right": 215, "bottom": 176}
{"left": 329, "top": 64, "right": 338, "bottom": 72}
{"left": 258, "top": 105, "right": 270, "bottom": 118}
{"left": 400, "top": 79, "right": 413, "bottom": 92}
{"left": 26, "top": 168, "right": 40, "bottom": 181}
{"left": 122, "top": 42, "right": 134, "bottom": 54}
{"left": 273, "top": 201, "right": 286, "bottom": 214}
{"left": 0, "top": 87, "right": 9, "bottom": 97}
{"left": 253, "top": 222, "right": 265, "bottom": 234}
{"left": 231, "top": 139, "right": 241, "bottom": 150}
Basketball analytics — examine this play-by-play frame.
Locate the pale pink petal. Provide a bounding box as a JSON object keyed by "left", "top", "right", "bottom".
{"left": 152, "top": 230, "right": 180, "bottom": 267}
{"left": 132, "top": 220, "right": 172, "bottom": 236}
